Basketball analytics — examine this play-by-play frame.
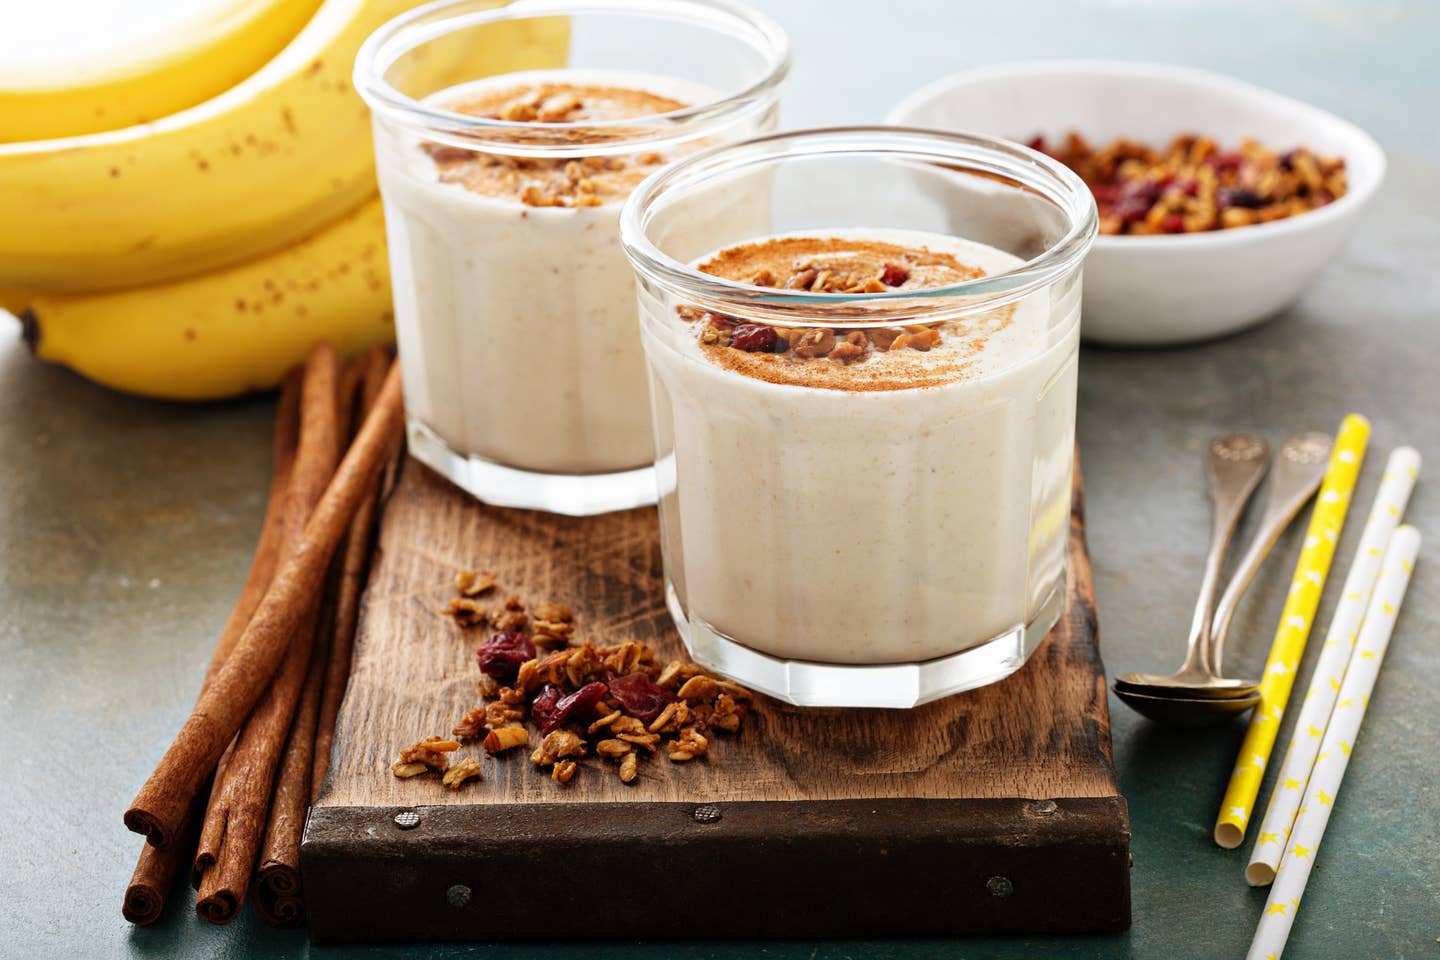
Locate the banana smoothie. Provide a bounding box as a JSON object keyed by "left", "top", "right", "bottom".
{"left": 641, "top": 229, "right": 1080, "bottom": 667}
{"left": 376, "top": 70, "right": 718, "bottom": 481}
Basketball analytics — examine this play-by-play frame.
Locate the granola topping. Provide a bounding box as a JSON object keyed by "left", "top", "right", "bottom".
{"left": 423, "top": 81, "right": 688, "bottom": 207}
{"left": 685, "top": 235, "right": 1017, "bottom": 392}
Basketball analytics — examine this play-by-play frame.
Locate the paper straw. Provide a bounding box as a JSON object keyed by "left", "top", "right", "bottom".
{"left": 1214, "top": 414, "right": 1370, "bottom": 848}
{"left": 1245, "top": 525, "right": 1420, "bottom": 960}
{"left": 1246, "top": 447, "right": 1421, "bottom": 884}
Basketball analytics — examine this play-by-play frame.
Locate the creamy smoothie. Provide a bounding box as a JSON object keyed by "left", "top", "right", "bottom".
{"left": 376, "top": 70, "right": 724, "bottom": 476}
{"left": 642, "top": 229, "right": 1079, "bottom": 665}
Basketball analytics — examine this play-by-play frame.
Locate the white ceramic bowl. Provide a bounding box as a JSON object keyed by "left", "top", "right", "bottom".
{"left": 887, "top": 60, "right": 1386, "bottom": 345}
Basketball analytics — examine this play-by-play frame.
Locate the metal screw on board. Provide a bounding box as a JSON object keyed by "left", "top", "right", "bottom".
{"left": 1034, "top": 800, "right": 1058, "bottom": 815}
{"left": 692, "top": 804, "right": 722, "bottom": 824}
{"left": 394, "top": 810, "right": 421, "bottom": 829}
{"left": 986, "top": 876, "right": 1014, "bottom": 899}
{"left": 447, "top": 885, "right": 472, "bottom": 908}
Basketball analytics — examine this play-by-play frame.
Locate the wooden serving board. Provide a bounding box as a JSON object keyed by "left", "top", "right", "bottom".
{"left": 302, "top": 451, "right": 1130, "bottom": 943}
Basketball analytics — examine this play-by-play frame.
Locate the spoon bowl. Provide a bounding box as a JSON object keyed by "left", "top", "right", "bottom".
{"left": 1113, "top": 672, "right": 1259, "bottom": 699}
{"left": 1112, "top": 684, "right": 1262, "bottom": 726}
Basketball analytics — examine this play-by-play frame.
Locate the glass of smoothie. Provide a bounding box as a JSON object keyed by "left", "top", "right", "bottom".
{"left": 355, "top": 0, "right": 788, "bottom": 515}
{"left": 620, "top": 127, "right": 1097, "bottom": 707}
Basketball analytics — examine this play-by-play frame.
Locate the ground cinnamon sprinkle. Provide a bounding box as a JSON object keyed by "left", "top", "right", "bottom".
{"left": 422, "top": 82, "right": 687, "bottom": 207}
{"left": 686, "top": 235, "right": 1013, "bottom": 392}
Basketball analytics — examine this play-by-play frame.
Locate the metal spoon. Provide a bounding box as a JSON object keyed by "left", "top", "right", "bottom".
{"left": 1204, "top": 431, "right": 1332, "bottom": 679}
{"left": 1116, "top": 431, "right": 1334, "bottom": 726}
{"left": 1114, "top": 433, "right": 1269, "bottom": 701}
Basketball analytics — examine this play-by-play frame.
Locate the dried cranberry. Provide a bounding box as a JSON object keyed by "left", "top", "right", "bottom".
{"left": 730, "top": 323, "right": 778, "bottom": 352}
{"left": 879, "top": 263, "right": 910, "bottom": 286}
{"left": 1120, "top": 179, "right": 1160, "bottom": 207}
{"left": 1218, "top": 187, "right": 1263, "bottom": 210}
{"left": 1207, "top": 152, "right": 1243, "bottom": 174}
{"left": 1026, "top": 135, "right": 1048, "bottom": 154}
{"left": 477, "top": 632, "right": 535, "bottom": 684}
{"left": 1089, "top": 183, "right": 1121, "bottom": 206}
{"left": 1161, "top": 214, "right": 1185, "bottom": 233}
{"left": 609, "top": 673, "right": 677, "bottom": 723}
{"left": 1115, "top": 200, "right": 1151, "bottom": 225}
{"left": 530, "top": 683, "right": 564, "bottom": 731}
{"left": 539, "top": 681, "right": 607, "bottom": 734}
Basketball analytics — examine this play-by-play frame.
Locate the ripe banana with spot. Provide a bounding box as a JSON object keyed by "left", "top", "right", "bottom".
{"left": 0, "top": 0, "right": 322, "bottom": 142}
{"left": 0, "top": 0, "right": 567, "bottom": 291}
{"left": 24, "top": 198, "right": 394, "bottom": 401}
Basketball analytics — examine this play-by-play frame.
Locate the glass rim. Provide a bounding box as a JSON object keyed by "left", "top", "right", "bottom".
{"left": 353, "top": 0, "right": 791, "bottom": 156}
{"left": 619, "top": 125, "right": 1100, "bottom": 327}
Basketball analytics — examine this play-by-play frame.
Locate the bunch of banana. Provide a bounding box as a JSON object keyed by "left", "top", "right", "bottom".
{"left": 0, "top": 0, "right": 323, "bottom": 142}
{"left": 24, "top": 200, "right": 395, "bottom": 400}
{"left": 6, "top": 0, "right": 568, "bottom": 400}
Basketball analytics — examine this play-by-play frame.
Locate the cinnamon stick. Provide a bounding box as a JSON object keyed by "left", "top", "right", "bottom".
{"left": 252, "top": 596, "right": 331, "bottom": 926}
{"left": 193, "top": 344, "right": 341, "bottom": 924}
{"left": 121, "top": 374, "right": 301, "bottom": 925}
{"left": 124, "top": 358, "right": 403, "bottom": 849}
{"left": 253, "top": 349, "right": 397, "bottom": 925}
{"left": 312, "top": 344, "right": 393, "bottom": 798}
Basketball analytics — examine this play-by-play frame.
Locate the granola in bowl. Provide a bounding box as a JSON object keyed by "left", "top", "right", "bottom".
{"left": 1028, "top": 131, "right": 1347, "bottom": 235}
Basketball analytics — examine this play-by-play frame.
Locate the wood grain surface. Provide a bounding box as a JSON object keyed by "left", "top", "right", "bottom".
{"left": 316, "top": 450, "right": 1119, "bottom": 810}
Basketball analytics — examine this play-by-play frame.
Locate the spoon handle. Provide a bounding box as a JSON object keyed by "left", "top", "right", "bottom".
{"left": 1178, "top": 434, "right": 1270, "bottom": 680}
{"left": 1209, "top": 432, "right": 1333, "bottom": 674}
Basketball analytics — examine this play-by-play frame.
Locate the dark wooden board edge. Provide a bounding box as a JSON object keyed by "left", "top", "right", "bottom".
{"left": 303, "top": 797, "right": 1130, "bottom": 943}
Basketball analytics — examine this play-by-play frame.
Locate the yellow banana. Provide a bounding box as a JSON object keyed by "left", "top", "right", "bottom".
{"left": 0, "top": 0, "right": 322, "bottom": 142}
{"left": 0, "top": 286, "right": 27, "bottom": 315}
{"left": 24, "top": 198, "right": 394, "bottom": 401}
{"left": 0, "top": 0, "right": 568, "bottom": 292}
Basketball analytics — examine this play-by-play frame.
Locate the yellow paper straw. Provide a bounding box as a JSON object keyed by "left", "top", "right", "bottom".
{"left": 1246, "top": 525, "right": 1420, "bottom": 960}
{"left": 1213, "top": 413, "right": 1370, "bottom": 848}
{"left": 1246, "top": 447, "right": 1420, "bottom": 884}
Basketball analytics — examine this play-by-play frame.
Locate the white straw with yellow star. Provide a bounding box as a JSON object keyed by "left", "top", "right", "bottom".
{"left": 1246, "top": 446, "right": 1420, "bottom": 885}
{"left": 1245, "top": 524, "right": 1420, "bottom": 960}
{"left": 1215, "top": 414, "right": 1370, "bottom": 849}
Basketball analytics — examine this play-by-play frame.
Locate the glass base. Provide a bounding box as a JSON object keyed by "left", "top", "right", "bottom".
{"left": 408, "top": 420, "right": 657, "bottom": 516}
{"left": 667, "top": 578, "right": 1065, "bottom": 708}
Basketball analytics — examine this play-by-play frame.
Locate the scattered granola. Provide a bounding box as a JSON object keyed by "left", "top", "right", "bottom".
{"left": 455, "top": 569, "right": 496, "bottom": 596}
{"left": 531, "top": 728, "right": 586, "bottom": 766}
{"left": 390, "top": 736, "right": 460, "bottom": 778}
{"left": 440, "top": 597, "right": 487, "bottom": 626}
{"left": 399, "top": 570, "right": 754, "bottom": 792}
{"left": 441, "top": 757, "right": 484, "bottom": 789}
{"left": 531, "top": 600, "right": 576, "bottom": 645}
{"left": 667, "top": 727, "right": 709, "bottom": 762}
{"left": 482, "top": 724, "right": 529, "bottom": 754}
{"left": 1027, "top": 132, "right": 1347, "bottom": 235}
{"left": 492, "top": 596, "right": 529, "bottom": 633}
{"left": 452, "top": 707, "right": 488, "bottom": 740}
